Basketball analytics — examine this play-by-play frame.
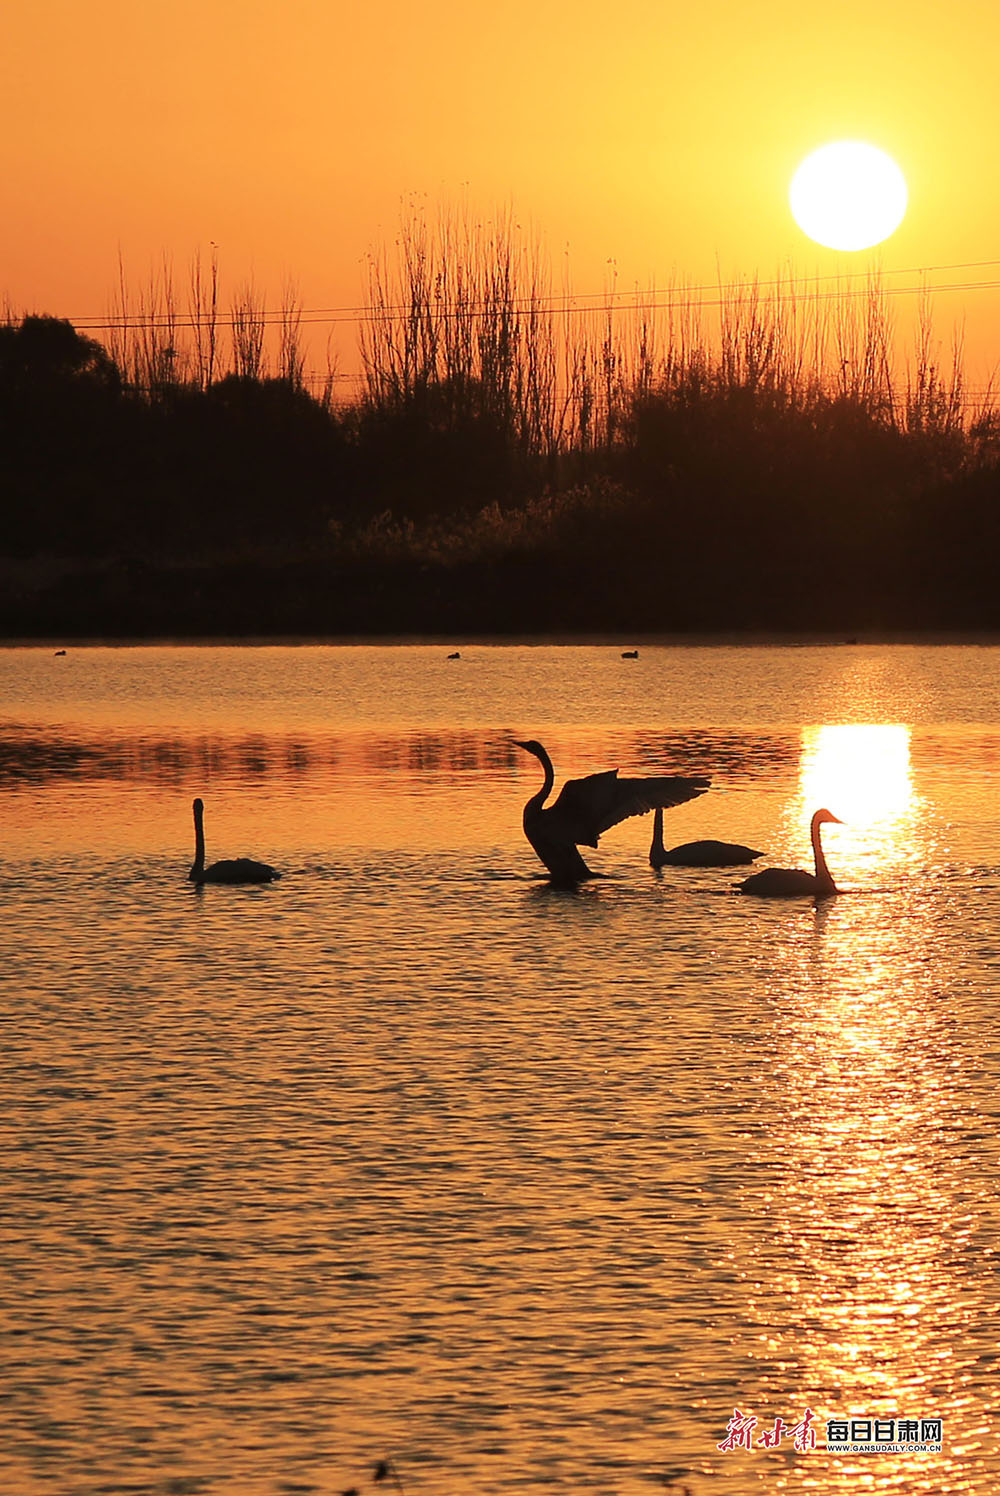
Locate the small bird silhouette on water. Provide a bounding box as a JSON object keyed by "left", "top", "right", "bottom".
{"left": 621, "top": 649, "right": 639, "bottom": 659}
{"left": 447, "top": 651, "right": 461, "bottom": 659}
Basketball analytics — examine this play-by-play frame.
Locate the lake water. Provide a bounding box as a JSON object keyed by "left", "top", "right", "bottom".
{"left": 2, "top": 642, "right": 999, "bottom": 1496}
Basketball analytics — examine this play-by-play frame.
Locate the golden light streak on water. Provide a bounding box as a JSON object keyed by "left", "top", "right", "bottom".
{"left": 729, "top": 874, "right": 996, "bottom": 1493}
{"left": 800, "top": 724, "right": 913, "bottom": 826}
{"left": 794, "top": 724, "right": 928, "bottom": 886}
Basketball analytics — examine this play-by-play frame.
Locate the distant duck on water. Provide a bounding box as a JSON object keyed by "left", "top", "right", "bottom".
{"left": 621, "top": 649, "right": 639, "bottom": 659}
{"left": 649, "top": 806, "right": 763, "bottom": 868}
{"left": 188, "top": 797, "right": 280, "bottom": 885}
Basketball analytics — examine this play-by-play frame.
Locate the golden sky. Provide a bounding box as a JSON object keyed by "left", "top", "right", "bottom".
{"left": 3, "top": 0, "right": 999, "bottom": 389}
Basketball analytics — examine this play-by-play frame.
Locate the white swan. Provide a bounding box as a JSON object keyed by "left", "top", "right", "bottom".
{"left": 514, "top": 739, "right": 710, "bottom": 886}
{"left": 188, "top": 797, "right": 280, "bottom": 885}
{"left": 736, "top": 809, "right": 842, "bottom": 897}
{"left": 649, "top": 806, "right": 763, "bottom": 868}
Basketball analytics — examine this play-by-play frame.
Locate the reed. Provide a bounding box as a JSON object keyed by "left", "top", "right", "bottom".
{"left": 358, "top": 205, "right": 998, "bottom": 494}
{"left": 341, "top": 480, "right": 631, "bottom": 567}
{"left": 277, "top": 277, "right": 305, "bottom": 389}
{"left": 361, "top": 204, "right": 565, "bottom": 465}
{"left": 108, "top": 252, "right": 182, "bottom": 393}
{"left": 105, "top": 251, "right": 302, "bottom": 398}
{"left": 230, "top": 278, "right": 267, "bottom": 381}
{"left": 87, "top": 217, "right": 999, "bottom": 462}
{"left": 189, "top": 244, "right": 220, "bottom": 390}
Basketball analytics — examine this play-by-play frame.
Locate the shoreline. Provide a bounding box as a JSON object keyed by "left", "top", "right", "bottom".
{"left": 6, "top": 630, "right": 1000, "bottom": 649}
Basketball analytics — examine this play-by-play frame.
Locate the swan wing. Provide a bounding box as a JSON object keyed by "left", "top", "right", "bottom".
{"left": 550, "top": 772, "right": 710, "bottom": 846}
{"left": 593, "top": 774, "right": 711, "bottom": 837}
{"left": 546, "top": 769, "right": 620, "bottom": 845}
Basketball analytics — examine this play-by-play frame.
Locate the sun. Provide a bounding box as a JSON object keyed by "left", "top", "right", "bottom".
{"left": 789, "top": 141, "right": 908, "bottom": 252}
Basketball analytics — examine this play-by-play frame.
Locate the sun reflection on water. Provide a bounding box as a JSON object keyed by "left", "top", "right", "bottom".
{"left": 800, "top": 725, "right": 912, "bottom": 825}
{"left": 795, "top": 724, "right": 927, "bottom": 886}
{"left": 731, "top": 874, "right": 994, "bottom": 1492}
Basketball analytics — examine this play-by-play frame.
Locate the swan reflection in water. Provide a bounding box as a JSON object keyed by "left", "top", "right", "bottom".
{"left": 514, "top": 738, "right": 710, "bottom": 887}
{"left": 648, "top": 805, "right": 763, "bottom": 868}
{"left": 188, "top": 797, "right": 281, "bottom": 885}
{"left": 737, "top": 808, "right": 842, "bottom": 898}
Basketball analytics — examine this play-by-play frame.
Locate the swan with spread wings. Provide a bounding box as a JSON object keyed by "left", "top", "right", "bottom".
{"left": 514, "top": 739, "right": 710, "bottom": 886}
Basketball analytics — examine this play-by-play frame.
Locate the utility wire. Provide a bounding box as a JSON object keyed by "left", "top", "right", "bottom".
{"left": 49, "top": 257, "right": 1000, "bottom": 333}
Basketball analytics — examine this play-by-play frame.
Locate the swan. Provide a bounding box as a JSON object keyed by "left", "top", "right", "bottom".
{"left": 621, "top": 649, "right": 639, "bottom": 659}
{"left": 736, "top": 809, "right": 842, "bottom": 897}
{"left": 447, "top": 651, "right": 461, "bottom": 659}
{"left": 188, "top": 797, "right": 280, "bottom": 885}
{"left": 649, "top": 806, "right": 763, "bottom": 868}
{"left": 514, "top": 739, "right": 710, "bottom": 886}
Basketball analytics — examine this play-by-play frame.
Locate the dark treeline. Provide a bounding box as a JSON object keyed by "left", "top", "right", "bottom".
{"left": 4, "top": 218, "right": 1000, "bottom": 636}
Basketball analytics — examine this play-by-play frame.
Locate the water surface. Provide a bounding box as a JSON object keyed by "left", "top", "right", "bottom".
{"left": 2, "top": 644, "right": 998, "bottom": 1495}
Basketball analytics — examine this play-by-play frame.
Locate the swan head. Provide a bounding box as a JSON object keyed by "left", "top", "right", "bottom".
{"left": 193, "top": 797, "right": 205, "bottom": 819}
{"left": 513, "top": 739, "right": 545, "bottom": 758}
{"left": 812, "top": 808, "right": 843, "bottom": 828}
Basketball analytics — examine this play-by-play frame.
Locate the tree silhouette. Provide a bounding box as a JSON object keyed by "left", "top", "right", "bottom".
{"left": 0, "top": 315, "right": 121, "bottom": 392}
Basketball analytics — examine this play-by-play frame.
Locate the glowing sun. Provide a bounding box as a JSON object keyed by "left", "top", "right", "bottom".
{"left": 789, "top": 141, "right": 908, "bottom": 251}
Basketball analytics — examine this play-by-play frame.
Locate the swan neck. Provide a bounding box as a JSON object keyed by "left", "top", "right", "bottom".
{"left": 650, "top": 805, "right": 665, "bottom": 861}
{"left": 811, "top": 815, "right": 836, "bottom": 891}
{"left": 191, "top": 803, "right": 206, "bottom": 879}
{"left": 526, "top": 744, "right": 555, "bottom": 811}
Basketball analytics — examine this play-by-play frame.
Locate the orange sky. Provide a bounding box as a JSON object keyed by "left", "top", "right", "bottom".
{"left": 3, "top": 0, "right": 1000, "bottom": 394}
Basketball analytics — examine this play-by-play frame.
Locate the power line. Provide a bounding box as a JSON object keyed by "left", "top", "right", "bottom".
{"left": 44, "top": 256, "right": 1000, "bottom": 333}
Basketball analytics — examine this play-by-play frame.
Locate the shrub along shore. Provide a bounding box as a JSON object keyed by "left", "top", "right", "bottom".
{"left": 3, "top": 220, "right": 1000, "bottom": 637}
